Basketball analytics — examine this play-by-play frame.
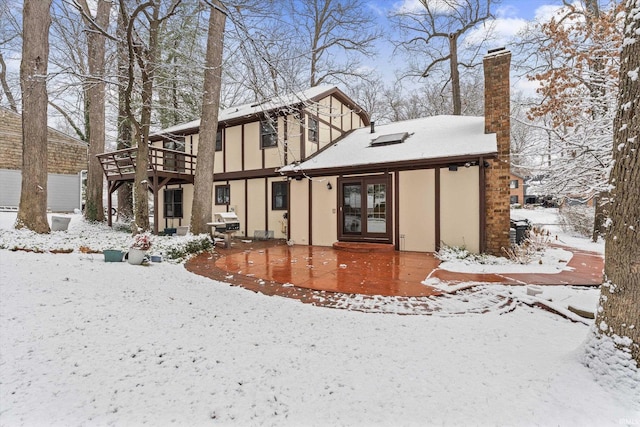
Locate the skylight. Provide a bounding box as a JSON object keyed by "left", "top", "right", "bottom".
{"left": 370, "top": 132, "right": 410, "bottom": 147}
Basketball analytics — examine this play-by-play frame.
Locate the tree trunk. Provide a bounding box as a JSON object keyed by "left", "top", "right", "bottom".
{"left": 116, "top": 10, "right": 133, "bottom": 221}
{"left": 16, "top": 0, "right": 52, "bottom": 233}
{"left": 449, "top": 33, "right": 461, "bottom": 116}
{"left": 132, "top": 5, "right": 162, "bottom": 233}
{"left": 592, "top": 0, "right": 640, "bottom": 365}
{"left": 592, "top": 191, "right": 608, "bottom": 242}
{"left": 79, "top": 0, "right": 111, "bottom": 223}
{"left": 190, "top": 1, "right": 226, "bottom": 235}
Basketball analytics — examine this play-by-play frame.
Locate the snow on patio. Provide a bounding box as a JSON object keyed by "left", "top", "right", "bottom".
{"left": 0, "top": 209, "right": 638, "bottom": 426}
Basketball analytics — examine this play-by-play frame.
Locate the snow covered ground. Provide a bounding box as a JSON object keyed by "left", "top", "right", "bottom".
{"left": 1, "top": 209, "right": 638, "bottom": 426}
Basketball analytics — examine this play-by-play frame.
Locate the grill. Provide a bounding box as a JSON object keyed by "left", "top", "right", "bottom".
{"left": 210, "top": 212, "right": 240, "bottom": 232}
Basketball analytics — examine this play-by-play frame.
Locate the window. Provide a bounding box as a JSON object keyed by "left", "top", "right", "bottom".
{"left": 215, "top": 185, "right": 230, "bottom": 205}
{"left": 164, "top": 188, "right": 183, "bottom": 218}
{"left": 272, "top": 181, "right": 288, "bottom": 210}
{"left": 510, "top": 195, "right": 519, "bottom": 204}
{"left": 308, "top": 117, "right": 318, "bottom": 143}
{"left": 261, "top": 119, "right": 278, "bottom": 148}
{"left": 510, "top": 179, "right": 519, "bottom": 189}
{"left": 163, "top": 136, "right": 186, "bottom": 172}
{"left": 215, "top": 129, "right": 222, "bottom": 151}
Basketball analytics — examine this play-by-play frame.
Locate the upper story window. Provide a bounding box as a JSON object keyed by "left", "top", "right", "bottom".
{"left": 510, "top": 179, "right": 519, "bottom": 189}
{"left": 308, "top": 117, "right": 318, "bottom": 143}
{"left": 164, "top": 136, "right": 185, "bottom": 152}
{"left": 215, "top": 129, "right": 222, "bottom": 152}
{"left": 261, "top": 119, "right": 278, "bottom": 149}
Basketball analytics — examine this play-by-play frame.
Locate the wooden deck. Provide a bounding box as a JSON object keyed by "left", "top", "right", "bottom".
{"left": 97, "top": 147, "right": 197, "bottom": 234}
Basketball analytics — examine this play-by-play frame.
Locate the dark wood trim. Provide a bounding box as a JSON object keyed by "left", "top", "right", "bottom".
{"left": 148, "top": 86, "right": 370, "bottom": 143}
{"left": 337, "top": 174, "right": 392, "bottom": 244}
{"left": 330, "top": 96, "right": 334, "bottom": 143}
{"left": 283, "top": 116, "right": 288, "bottom": 165}
{"left": 435, "top": 168, "right": 441, "bottom": 252}
{"left": 308, "top": 178, "right": 313, "bottom": 245}
{"left": 300, "top": 106, "right": 306, "bottom": 160}
{"left": 214, "top": 167, "right": 280, "bottom": 182}
{"left": 286, "top": 179, "right": 291, "bottom": 241}
{"left": 241, "top": 124, "right": 245, "bottom": 171}
{"left": 281, "top": 154, "right": 497, "bottom": 179}
{"left": 244, "top": 179, "right": 248, "bottom": 238}
{"left": 479, "top": 156, "right": 487, "bottom": 253}
{"left": 394, "top": 170, "right": 400, "bottom": 251}
{"left": 264, "top": 178, "right": 269, "bottom": 233}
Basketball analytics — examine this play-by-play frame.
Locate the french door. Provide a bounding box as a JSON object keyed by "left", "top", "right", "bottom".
{"left": 339, "top": 176, "right": 391, "bottom": 243}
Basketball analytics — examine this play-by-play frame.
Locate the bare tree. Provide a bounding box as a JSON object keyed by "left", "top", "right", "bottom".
{"left": 288, "top": 0, "right": 381, "bottom": 87}
{"left": 391, "top": 0, "right": 495, "bottom": 115}
{"left": 190, "top": 0, "right": 227, "bottom": 235}
{"left": 16, "top": 0, "right": 52, "bottom": 233}
{"left": 75, "top": 0, "right": 112, "bottom": 223}
{"left": 588, "top": 0, "right": 640, "bottom": 368}
{"left": 0, "top": 0, "right": 21, "bottom": 112}
{"left": 119, "top": 0, "right": 182, "bottom": 232}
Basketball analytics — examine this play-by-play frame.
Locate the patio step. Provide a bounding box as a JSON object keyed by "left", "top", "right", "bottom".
{"left": 332, "top": 241, "right": 395, "bottom": 253}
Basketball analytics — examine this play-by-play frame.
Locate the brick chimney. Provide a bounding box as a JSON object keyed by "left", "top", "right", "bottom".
{"left": 483, "top": 48, "right": 511, "bottom": 256}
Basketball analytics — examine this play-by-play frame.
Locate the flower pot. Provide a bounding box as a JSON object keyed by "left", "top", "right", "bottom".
{"left": 128, "top": 248, "right": 147, "bottom": 265}
{"left": 104, "top": 250, "right": 124, "bottom": 262}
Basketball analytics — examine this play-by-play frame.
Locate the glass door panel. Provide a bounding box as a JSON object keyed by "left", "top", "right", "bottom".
{"left": 342, "top": 184, "right": 362, "bottom": 234}
{"left": 366, "top": 183, "right": 386, "bottom": 234}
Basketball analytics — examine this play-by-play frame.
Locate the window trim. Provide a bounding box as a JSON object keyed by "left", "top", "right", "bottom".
{"left": 308, "top": 117, "right": 318, "bottom": 143}
{"left": 260, "top": 119, "right": 278, "bottom": 149}
{"left": 272, "top": 181, "right": 288, "bottom": 211}
{"left": 215, "top": 184, "right": 230, "bottom": 205}
{"left": 215, "top": 129, "right": 223, "bottom": 152}
{"left": 164, "top": 188, "right": 183, "bottom": 218}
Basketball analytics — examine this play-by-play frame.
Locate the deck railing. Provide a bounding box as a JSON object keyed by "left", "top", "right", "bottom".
{"left": 97, "top": 146, "right": 197, "bottom": 179}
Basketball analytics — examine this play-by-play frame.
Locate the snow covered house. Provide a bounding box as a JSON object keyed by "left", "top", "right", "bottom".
{"left": 97, "top": 49, "right": 511, "bottom": 255}
{"left": 97, "top": 86, "right": 369, "bottom": 236}
{"left": 0, "top": 106, "right": 87, "bottom": 212}
{"left": 279, "top": 48, "right": 512, "bottom": 255}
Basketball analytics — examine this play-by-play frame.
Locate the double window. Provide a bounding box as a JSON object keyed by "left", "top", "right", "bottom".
{"left": 164, "top": 188, "right": 183, "bottom": 218}
{"left": 272, "top": 181, "right": 288, "bottom": 210}
{"left": 261, "top": 119, "right": 278, "bottom": 148}
{"left": 215, "top": 185, "right": 230, "bottom": 205}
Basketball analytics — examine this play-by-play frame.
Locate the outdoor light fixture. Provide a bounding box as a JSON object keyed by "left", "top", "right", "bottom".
{"left": 483, "top": 160, "right": 491, "bottom": 168}
{"left": 327, "top": 182, "right": 332, "bottom": 190}
{"left": 448, "top": 165, "right": 458, "bottom": 171}
{"left": 464, "top": 162, "right": 471, "bottom": 168}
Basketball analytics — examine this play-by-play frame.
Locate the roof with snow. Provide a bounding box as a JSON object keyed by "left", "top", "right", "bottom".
{"left": 279, "top": 115, "right": 497, "bottom": 175}
{"left": 151, "top": 85, "right": 367, "bottom": 139}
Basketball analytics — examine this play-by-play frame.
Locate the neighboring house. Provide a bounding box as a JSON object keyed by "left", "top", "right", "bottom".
{"left": 98, "top": 85, "right": 369, "bottom": 235}
{"left": 510, "top": 172, "right": 526, "bottom": 205}
{"left": 0, "top": 106, "right": 87, "bottom": 212}
{"left": 279, "top": 48, "right": 512, "bottom": 255}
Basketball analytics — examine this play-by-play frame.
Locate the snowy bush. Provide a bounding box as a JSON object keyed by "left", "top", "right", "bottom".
{"left": 558, "top": 204, "right": 595, "bottom": 238}
{"left": 502, "top": 226, "right": 551, "bottom": 264}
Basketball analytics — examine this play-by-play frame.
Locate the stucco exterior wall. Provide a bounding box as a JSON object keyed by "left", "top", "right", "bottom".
{"left": 440, "top": 167, "right": 480, "bottom": 253}
{"left": 311, "top": 176, "right": 338, "bottom": 246}
{"left": 244, "top": 122, "right": 262, "bottom": 170}
{"left": 225, "top": 125, "right": 243, "bottom": 172}
{"left": 398, "top": 169, "right": 436, "bottom": 252}
{"left": 289, "top": 180, "right": 309, "bottom": 245}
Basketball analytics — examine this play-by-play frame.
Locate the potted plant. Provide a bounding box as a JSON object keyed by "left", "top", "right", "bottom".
{"left": 128, "top": 233, "right": 152, "bottom": 265}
